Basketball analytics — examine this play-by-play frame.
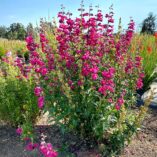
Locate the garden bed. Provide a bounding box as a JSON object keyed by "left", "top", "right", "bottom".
{"left": 0, "top": 109, "right": 157, "bottom": 157}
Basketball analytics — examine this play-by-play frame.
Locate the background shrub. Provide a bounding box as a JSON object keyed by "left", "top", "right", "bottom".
{"left": 0, "top": 46, "right": 5, "bottom": 58}
{"left": 0, "top": 61, "right": 39, "bottom": 127}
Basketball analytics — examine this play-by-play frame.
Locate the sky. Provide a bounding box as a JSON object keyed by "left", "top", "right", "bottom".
{"left": 0, "top": 0, "right": 157, "bottom": 32}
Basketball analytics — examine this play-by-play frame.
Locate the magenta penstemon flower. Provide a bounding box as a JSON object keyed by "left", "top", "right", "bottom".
{"left": 77, "top": 80, "right": 83, "bottom": 86}
{"left": 16, "top": 127, "right": 23, "bottom": 135}
{"left": 90, "top": 66, "right": 99, "bottom": 73}
{"left": 34, "top": 86, "right": 43, "bottom": 97}
{"left": 25, "top": 142, "right": 39, "bottom": 151}
{"left": 136, "top": 78, "right": 143, "bottom": 89}
{"left": 40, "top": 67, "right": 48, "bottom": 76}
{"left": 39, "top": 142, "right": 58, "bottom": 157}
{"left": 102, "top": 67, "right": 115, "bottom": 79}
{"left": 139, "top": 73, "right": 145, "bottom": 78}
{"left": 115, "top": 104, "right": 121, "bottom": 110}
{"left": 91, "top": 73, "right": 98, "bottom": 80}
{"left": 38, "top": 96, "right": 44, "bottom": 109}
{"left": 117, "top": 97, "right": 124, "bottom": 106}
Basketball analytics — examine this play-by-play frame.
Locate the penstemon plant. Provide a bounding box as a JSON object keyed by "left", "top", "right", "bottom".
{"left": 3, "top": 3, "right": 147, "bottom": 157}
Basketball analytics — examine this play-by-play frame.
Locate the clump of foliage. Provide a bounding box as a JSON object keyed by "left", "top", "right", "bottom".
{"left": 0, "top": 60, "right": 39, "bottom": 128}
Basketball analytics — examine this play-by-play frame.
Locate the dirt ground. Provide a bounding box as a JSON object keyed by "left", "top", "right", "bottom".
{"left": 121, "top": 109, "right": 157, "bottom": 157}
{"left": 0, "top": 109, "right": 157, "bottom": 157}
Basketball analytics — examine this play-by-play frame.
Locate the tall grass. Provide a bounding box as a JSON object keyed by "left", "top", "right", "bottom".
{"left": 0, "top": 38, "right": 26, "bottom": 57}
{"left": 131, "top": 34, "right": 157, "bottom": 90}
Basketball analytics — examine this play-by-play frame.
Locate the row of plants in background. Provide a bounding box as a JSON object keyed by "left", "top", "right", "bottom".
{"left": 0, "top": 38, "right": 28, "bottom": 59}
{"left": 130, "top": 33, "right": 157, "bottom": 91}
{"left": 0, "top": 3, "right": 155, "bottom": 157}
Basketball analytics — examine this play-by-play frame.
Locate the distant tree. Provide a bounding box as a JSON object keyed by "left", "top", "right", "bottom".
{"left": 141, "top": 13, "right": 156, "bottom": 34}
{"left": 40, "top": 18, "right": 56, "bottom": 32}
{"left": 17, "top": 25, "right": 27, "bottom": 40}
{"left": 26, "top": 23, "right": 34, "bottom": 35}
{"left": 0, "top": 26, "right": 7, "bottom": 38}
{"left": 34, "top": 26, "right": 40, "bottom": 33}
{"left": 6, "top": 23, "right": 26, "bottom": 40}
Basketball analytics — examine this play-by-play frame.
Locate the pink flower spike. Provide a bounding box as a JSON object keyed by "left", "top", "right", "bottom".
{"left": 92, "top": 73, "right": 98, "bottom": 80}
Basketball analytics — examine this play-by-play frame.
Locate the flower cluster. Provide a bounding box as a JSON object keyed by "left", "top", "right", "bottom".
{"left": 14, "top": 57, "right": 32, "bottom": 78}
{"left": 16, "top": 127, "right": 23, "bottom": 135}
{"left": 98, "top": 68, "right": 115, "bottom": 96}
{"left": 40, "top": 142, "right": 58, "bottom": 157}
{"left": 34, "top": 86, "right": 44, "bottom": 108}
{"left": 22, "top": 6, "right": 144, "bottom": 112}
{"left": 13, "top": 4, "right": 145, "bottom": 156}
{"left": 16, "top": 127, "right": 58, "bottom": 157}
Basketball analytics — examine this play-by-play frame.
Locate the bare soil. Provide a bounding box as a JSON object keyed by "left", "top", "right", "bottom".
{"left": 0, "top": 109, "right": 157, "bottom": 157}
{"left": 121, "top": 109, "right": 157, "bottom": 157}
